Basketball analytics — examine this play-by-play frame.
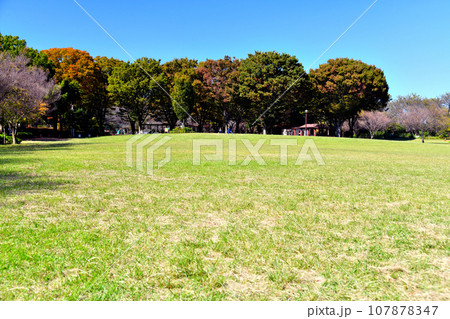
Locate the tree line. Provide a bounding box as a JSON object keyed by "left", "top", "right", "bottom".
{"left": 1, "top": 33, "right": 448, "bottom": 144}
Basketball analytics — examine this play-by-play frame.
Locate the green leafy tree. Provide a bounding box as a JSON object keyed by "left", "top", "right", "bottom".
{"left": 310, "top": 58, "right": 389, "bottom": 137}
{"left": 163, "top": 58, "right": 198, "bottom": 86}
{"left": 47, "top": 79, "right": 81, "bottom": 134}
{"left": 163, "top": 58, "right": 198, "bottom": 128}
{"left": 152, "top": 73, "right": 178, "bottom": 129}
{"left": 108, "top": 57, "right": 166, "bottom": 133}
{"left": 171, "top": 71, "right": 196, "bottom": 127}
{"left": 238, "top": 51, "right": 310, "bottom": 133}
{"left": 0, "top": 33, "right": 54, "bottom": 76}
{"left": 94, "top": 56, "right": 124, "bottom": 134}
{"left": 95, "top": 56, "right": 124, "bottom": 78}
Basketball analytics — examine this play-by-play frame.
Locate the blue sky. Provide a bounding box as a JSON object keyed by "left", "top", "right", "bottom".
{"left": 1, "top": 0, "right": 449, "bottom": 98}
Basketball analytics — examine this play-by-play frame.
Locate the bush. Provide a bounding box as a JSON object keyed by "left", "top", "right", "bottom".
{"left": 170, "top": 127, "right": 194, "bottom": 133}
{"left": 438, "top": 127, "right": 449, "bottom": 139}
{"left": 17, "top": 132, "right": 33, "bottom": 139}
{"left": 0, "top": 134, "right": 22, "bottom": 144}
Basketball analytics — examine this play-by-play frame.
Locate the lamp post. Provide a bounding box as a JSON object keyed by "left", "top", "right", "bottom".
{"left": 422, "top": 120, "right": 427, "bottom": 143}
{"left": 70, "top": 103, "right": 75, "bottom": 138}
{"left": 305, "top": 109, "right": 308, "bottom": 136}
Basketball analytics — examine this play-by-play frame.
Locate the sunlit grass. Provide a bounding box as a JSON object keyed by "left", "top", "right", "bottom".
{"left": 0, "top": 134, "right": 448, "bottom": 300}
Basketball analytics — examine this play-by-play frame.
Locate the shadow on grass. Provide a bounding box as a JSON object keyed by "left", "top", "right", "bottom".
{"left": 420, "top": 141, "right": 450, "bottom": 145}
{"left": 0, "top": 142, "right": 86, "bottom": 155}
{"left": 0, "top": 142, "right": 78, "bottom": 197}
{"left": 0, "top": 170, "right": 74, "bottom": 199}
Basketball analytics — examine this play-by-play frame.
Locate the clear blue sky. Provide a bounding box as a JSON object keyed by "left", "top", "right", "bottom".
{"left": 1, "top": 0, "right": 449, "bottom": 98}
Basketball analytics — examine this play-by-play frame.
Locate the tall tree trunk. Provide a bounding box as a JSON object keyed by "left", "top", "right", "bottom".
{"left": 129, "top": 119, "right": 136, "bottom": 134}
{"left": 96, "top": 104, "right": 108, "bottom": 136}
{"left": 235, "top": 119, "right": 241, "bottom": 133}
{"left": 53, "top": 115, "right": 58, "bottom": 133}
{"left": 10, "top": 123, "right": 17, "bottom": 145}
{"left": 96, "top": 118, "right": 104, "bottom": 136}
{"left": 334, "top": 120, "right": 343, "bottom": 137}
{"left": 421, "top": 131, "right": 425, "bottom": 143}
{"left": 1, "top": 123, "right": 6, "bottom": 144}
{"left": 349, "top": 116, "right": 357, "bottom": 137}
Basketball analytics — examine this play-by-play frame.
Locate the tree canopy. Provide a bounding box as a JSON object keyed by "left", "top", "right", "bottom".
{"left": 43, "top": 48, "right": 109, "bottom": 135}
{"left": 238, "top": 51, "right": 310, "bottom": 132}
{"left": 5, "top": 33, "right": 450, "bottom": 142}
{"left": 0, "top": 53, "right": 57, "bottom": 143}
{"left": 108, "top": 58, "right": 167, "bottom": 133}
{"left": 195, "top": 56, "right": 241, "bottom": 131}
{"left": 0, "top": 33, "right": 54, "bottom": 76}
{"left": 310, "top": 58, "right": 389, "bottom": 136}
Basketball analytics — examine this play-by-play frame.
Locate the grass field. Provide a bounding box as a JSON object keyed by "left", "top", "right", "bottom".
{"left": 0, "top": 134, "right": 449, "bottom": 300}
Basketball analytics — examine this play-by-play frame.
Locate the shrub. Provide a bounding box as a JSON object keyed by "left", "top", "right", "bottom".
{"left": 169, "top": 127, "right": 181, "bottom": 133}
{"left": 438, "top": 127, "right": 449, "bottom": 138}
{"left": 170, "top": 127, "right": 194, "bottom": 133}
{"left": 0, "top": 134, "right": 22, "bottom": 144}
{"left": 17, "top": 132, "right": 33, "bottom": 139}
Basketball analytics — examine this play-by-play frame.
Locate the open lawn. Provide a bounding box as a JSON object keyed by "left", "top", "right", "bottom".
{"left": 0, "top": 134, "right": 449, "bottom": 300}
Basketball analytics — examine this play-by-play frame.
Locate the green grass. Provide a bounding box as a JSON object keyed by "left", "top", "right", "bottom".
{"left": 0, "top": 134, "right": 449, "bottom": 300}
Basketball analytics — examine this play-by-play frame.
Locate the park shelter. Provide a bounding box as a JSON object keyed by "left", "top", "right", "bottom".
{"left": 290, "top": 124, "right": 330, "bottom": 136}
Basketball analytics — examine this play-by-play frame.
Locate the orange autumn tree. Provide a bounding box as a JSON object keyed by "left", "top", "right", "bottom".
{"left": 42, "top": 48, "right": 108, "bottom": 135}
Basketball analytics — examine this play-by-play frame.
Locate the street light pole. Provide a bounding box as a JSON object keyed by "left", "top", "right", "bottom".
{"left": 305, "top": 109, "right": 308, "bottom": 136}
{"left": 422, "top": 120, "right": 427, "bottom": 143}
{"left": 70, "top": 103, "right": 74, "bottom": 138}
